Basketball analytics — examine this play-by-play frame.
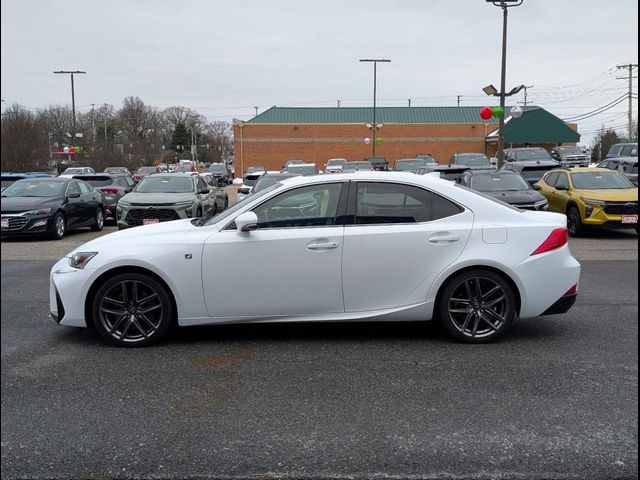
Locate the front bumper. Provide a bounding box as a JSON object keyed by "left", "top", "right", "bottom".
{"left": 117, "top": 204, "right": 194, "bottom": 228}
{"left": 1, "top": 213, "right": 55, "bottom": 236}
{"left": 580, "top": 201, "right": 638, "bottom": 228}
{"left": 49, "top": 257, "right": 98, "bottom": 327}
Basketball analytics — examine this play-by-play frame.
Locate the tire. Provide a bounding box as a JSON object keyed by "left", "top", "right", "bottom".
{"left": 50, "top": 212, "right": 66, "bottom": 240}
{"left": 438, "top": 269, "right": 517, "bottom": 343}
{"left": 92, "top": 272, "right": 174, "bottom": 347}
{"left": 91, "top": 208, "right": 104, "bottom": 231}
{"left": 567, "top": 205, "right": 584, "bottom": 237}
{"left": 197, "top": 207, "right": 203, "bottom": 218}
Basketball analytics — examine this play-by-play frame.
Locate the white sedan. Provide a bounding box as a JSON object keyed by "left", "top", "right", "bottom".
{"left": 50, "top": 172, "right": 580, "bottom": 347}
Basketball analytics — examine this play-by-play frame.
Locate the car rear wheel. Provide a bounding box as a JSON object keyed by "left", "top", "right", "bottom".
{"left": 92, "top": 273, "right": 174, "bottom": 347}
{"left": 51, "top": 213, "right": 66, "bottom": 240}
{"left": 567, "top": 206, "right": 584, "bottom": 237}
{"left": 91, "top": 208, "right": 104, "bottom": 231}
{"left": 438, "top": 270, "right": 516, "bottom": 343}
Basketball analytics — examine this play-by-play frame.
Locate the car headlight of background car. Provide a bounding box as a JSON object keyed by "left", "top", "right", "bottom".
{"left": 174, "top": 201, "right": 196, "bottom": 216}
{"left": 581, "top": 197, "right": 606, "bottom": 217}
{"left": 68, "top": 252, "right": 98, "bottom": 269}
{"left": 24, "top": 208, "right": 52, "bottom": 216}
{"left": 534, "top": 199, "right": 548, "bottom": 211}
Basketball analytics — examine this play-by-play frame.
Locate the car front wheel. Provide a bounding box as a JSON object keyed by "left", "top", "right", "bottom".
{"left": 567, "top": 206, "right": 584, "bottom": 237}
{"left": 92, "top": 273, "right": 174, "bottom": 347}
{"left": 51, "top": 212, "right": 66, "bottom": 240}
{"left": 438, "top": 270, "right": 517, "bottom": 343}
{"left": 91, "top": 208, "right": 104, "bottom": 231}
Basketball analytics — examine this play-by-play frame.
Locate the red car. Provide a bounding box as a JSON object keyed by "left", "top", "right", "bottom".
{"left": 133, "top": 166, "right": 161, "bottom": 183}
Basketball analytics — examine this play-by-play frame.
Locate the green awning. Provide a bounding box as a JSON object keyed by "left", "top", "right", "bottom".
{"left": 488, "top": 107, "right": 580, "bottom": 143}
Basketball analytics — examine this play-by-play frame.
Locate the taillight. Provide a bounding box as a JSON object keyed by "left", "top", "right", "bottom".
{"left": 100, "top": 187, "right": 119, "bottom": 194}
{"left": 531, "top": 228, "right": 568, "bottom": 255}
{"left": 564, "top": 284, "right": 578, "bottom": 296}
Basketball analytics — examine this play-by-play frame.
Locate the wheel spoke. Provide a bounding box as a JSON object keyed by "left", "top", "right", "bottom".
{"left": 138, "top": 292, "right": 159, "bottom": 307}
{"left": 483, "top": 308, "right": 506, "bottom": 324}
{"left": 474, "top": 278, "right": 483, "bottom": 299}
{"left": 464, "top": 280, "right": 474, "bottom": 301}
{"left": 478, "top": 311, "right": 498, "bottom": 331}
{"left": 139, "top": 304, "right": 162, "bottom": 314}
{"left": 131, "top": 317, "right": 149, "bottom": 338}
{"left": 121, "top": 282, "right": 129, "bottom": 304}
{"left": 137, "top": 313, "right": 159, "bottom": 331}
{"left": 450, "top": 297, "right": 471, "bottom": 304}
{"left": 132, "top": 281, "right": 139, "bottom": 304}
{"left": 460, "top": 311, "right": 474, "bottom": 332}
{"left": 101, "top": 307, "right": 127, "bottom": 316}
{"left": 481, "top": 285, "right": 501, "bottom": 302}
{"left": 108, "top": 314, "right": 128, "bottom": 334}
{"left": 485, "top": 294, "right": 506, "bottom": 308}
{"left": 118, "top": 317, "right": 134, "bottom": 339}
{"left": 103, "top": 296, "right": 124, "bottom": 306}
{"left": 450, "top": 307, "right": 473, "bottom": 314}
{"left": 471, "top": 313, "right": 481, "bottom": 336}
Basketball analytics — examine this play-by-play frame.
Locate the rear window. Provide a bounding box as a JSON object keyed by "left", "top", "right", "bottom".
{"left": 78, "top": 176, "right": 114, "bottom": 187}
{"left": 243, "top": 174, "right": 262, "bottom": 186}
{"left": 521, "top": 166, "right": 556, "bottom": 182}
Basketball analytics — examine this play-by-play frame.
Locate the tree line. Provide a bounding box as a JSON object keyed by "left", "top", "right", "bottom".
{"left": 0, "top": 96, "right": 234, "bottom": 173}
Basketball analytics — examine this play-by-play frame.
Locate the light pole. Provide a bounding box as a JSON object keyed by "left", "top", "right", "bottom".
{"left": 53, "top": 70, "right": 86, "bottom": 139}
{"left": 237, "top": 121, "right": 245, "bottom": 176}
{"left": 359, "top": 58, "right": 390, "bottom": 157}
{"left": 485, "top": 0, "right": 522, "bottom": 168}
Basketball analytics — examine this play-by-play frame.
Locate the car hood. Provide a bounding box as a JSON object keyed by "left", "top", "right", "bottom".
{"left": 1, "top": 196, "right": 62, "bottom": 212}
{"left": 486, "top": 189, "right": 545, "bottom": 204}
{"left": 573, "top": 188, "right": 638, "bottom": 202}
{"left": 119, "top": 192, "right": 195, "bottom": 205}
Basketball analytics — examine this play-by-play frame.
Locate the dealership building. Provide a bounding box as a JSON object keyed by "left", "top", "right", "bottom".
{"left": 232, "top": 106, "right": 579, "bottom": 174}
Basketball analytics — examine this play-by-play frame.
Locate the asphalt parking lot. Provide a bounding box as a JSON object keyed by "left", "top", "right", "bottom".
{"left": 1, "top": 206, "right": 638, "bottom": 479}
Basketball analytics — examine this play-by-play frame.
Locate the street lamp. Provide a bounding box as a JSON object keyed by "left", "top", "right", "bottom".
{"left": 53, "top": 70, "right": 86, "bottom": 140}
{"left": 359, "top": 58, "right": 390, "bottom": 157}
{"left": 484, "top": 0, "right": 523, "bottom": 168}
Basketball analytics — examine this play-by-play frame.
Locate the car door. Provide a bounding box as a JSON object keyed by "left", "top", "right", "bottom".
{"left": 201, "top": 182, "right": 346, "bottom": 318}
{"left": 341, "top": 181, "right": 472, "bottom": 312}
{"left": 77, "top": 181, "right": 97, "bottom": 225}
{"left": 551, "top": 172, "right": 570, "bottom": 213}
{"left": 63, "top": 181, "right": 84, "bottom": 228}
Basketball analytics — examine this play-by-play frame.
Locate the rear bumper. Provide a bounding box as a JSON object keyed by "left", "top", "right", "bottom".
{"left": 541, "top": 293, "right": 577, "bottom": 316}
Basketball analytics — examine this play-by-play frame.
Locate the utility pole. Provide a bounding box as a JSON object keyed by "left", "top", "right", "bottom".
{"left": 254, "top": 106, "right": 259, "bottom": 117}
{"left": 616, "top": 63, "right": 638, "bottom": 141}
{"left": 359, "top": 58, "right": 391, "bottom": 157}
{"left": 337, "top": 100, "right": 341, "bottom": 108}
{"left": 408, "top": 99, "right": 411, "bottom": 107}
{"left": 90, "top": 104, "right": 96, "bottom": 143}
{"left": 523, "top": 85, "right": 534, "bottom": 107}
{"left": 53, "top": 70, "right": 86, "bottom": 140}
{"left": 457, "top": 95, "right": 463, "bottom": 107}
{"left": 103, "top": 103, "right": 109, "bottom": 165}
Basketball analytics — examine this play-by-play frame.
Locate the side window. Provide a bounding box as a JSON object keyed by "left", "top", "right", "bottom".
{"left": 125, "top": 176, "right": 135, "bottom": 187}
{"left": 544, "top": 172, "right": 559, "bottom": 187}
{"left": 197, "top": 177, "right": 208, "bottom": 191}
{"left": 117, "top": 177, "right": 128, "bottom": 187}
{"left": 620, "top": 145, "right": 633, "bottom": 156}
{"left": 432, "top": 193, "right": 464, "bottom": 220}
{"left": 555, "top": 173, "right": 569, "bottom": 189}
{"left": 355, "top": 182, "right": 431, "bottom": 224}
{"left": 252, "top": 183, "right": 343, "bottom": 229}
{"left": 67, "top": 182, "right": 81, "bottom": 196}
{"left": 77, "top": 182, "right": 91, "bottom": 194}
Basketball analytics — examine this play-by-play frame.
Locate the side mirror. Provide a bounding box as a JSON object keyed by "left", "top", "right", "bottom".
{"left": 532, "top": 184, "right": 541, "bottom": 191}
{"left": 200, "top": 188, "right": 210, "bottom": 194}
{"left": 68, "top": 192, "right": 81, "bottom": 198}
{"left": 236, "top": 211, "right": 259, "bottom": 233}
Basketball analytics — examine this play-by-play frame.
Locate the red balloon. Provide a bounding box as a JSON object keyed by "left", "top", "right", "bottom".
{"left": 69, "top": 146, "right": 75, "bottom": 153}
{"left": 479, "top": 106, "right": 493, "bottom": 120}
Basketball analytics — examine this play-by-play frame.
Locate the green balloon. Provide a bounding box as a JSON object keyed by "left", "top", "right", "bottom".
{"left": 375, "top": 137, "right": 383, "bottom": 144}
{"left": 492, "top": 106, "right": 504, "bottom": 118}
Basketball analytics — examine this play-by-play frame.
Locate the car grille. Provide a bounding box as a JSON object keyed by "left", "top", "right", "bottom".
{"left": 125, "top": 208, "right": 179, "bottom": 225}
{"left": 514, "top": 203, "right": 538, "bottom": 210}
{"left": 603, "top": 202, "right": 638, "bottom": 215}
{"left": 1, "top": 216, "right": 29, "bottom": 231}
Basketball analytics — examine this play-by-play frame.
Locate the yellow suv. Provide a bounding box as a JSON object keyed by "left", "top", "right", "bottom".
{"left": 534, "top": 167, "right": 638, "bottom": 236}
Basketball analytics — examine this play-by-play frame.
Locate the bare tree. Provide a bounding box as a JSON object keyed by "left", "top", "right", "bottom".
{"left": 1, "top": 103, "right": 47, "bottom": 171}
{"left": 590, "top": 126, "right": 621, "bottom": 162}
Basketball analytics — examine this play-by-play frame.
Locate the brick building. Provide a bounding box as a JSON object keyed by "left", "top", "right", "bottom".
{"left": 232, "top": 106, "right": 579, "bottom": 174}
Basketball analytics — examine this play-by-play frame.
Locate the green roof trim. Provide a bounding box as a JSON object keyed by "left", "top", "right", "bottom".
{"left": 501, "top": 108, "right": 580, "bottom": 143}
{"left": 249, "top": 106, "right": 509, "bottom": 125}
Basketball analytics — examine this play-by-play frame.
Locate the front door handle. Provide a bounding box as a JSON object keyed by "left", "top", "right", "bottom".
{"left": 428, "top": 233, "right": 460, "bottom": 244}
{"left": 307, "top": 242, "right": 340, "bottom": 250}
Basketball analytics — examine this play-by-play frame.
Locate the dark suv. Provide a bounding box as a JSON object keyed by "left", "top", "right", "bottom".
{"left": 72, "top": 173, "right": 135, "bottom": 222}
{"left": 208, "top": 163, "right": 231, "bottom": 186}
{"left": 365, "top": 156, "right": 388, "bottom": 171}
{"left": 501, "top": 160, "right": 562, "bottom": 186}
{"left": 606, "top": 143, "right": 637, "bottom": 159}
{"left": 504, "top": 147, "right": 558, "bottom": 164}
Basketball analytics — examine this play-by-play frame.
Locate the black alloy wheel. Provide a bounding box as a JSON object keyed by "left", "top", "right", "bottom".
{"left": 438, "top": 270, "right": 516, "bottom": 343}
{"left": 567, "top": 206, "right": 584, "bottom": 237}
{"left": 91, "top": 208, "right": 105, "bottom": 231}
{"left": 92, "top": 273, "right": 174, "bottom": 347}
{"left": 51, "top": 212, "right": 66, "bottom": 240}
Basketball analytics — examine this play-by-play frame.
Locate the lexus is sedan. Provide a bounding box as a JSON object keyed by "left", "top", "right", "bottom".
{"left": 50, "top": 172, "right": 580, "bottom": 347}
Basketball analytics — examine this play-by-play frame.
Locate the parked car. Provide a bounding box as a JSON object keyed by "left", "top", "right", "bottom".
{"left": 49, "top": 171, "right": 580, "bottom": 347}
{"left": 324, "top": 158, "right": 347, "bottom": 174}
{"left": 133, "top": 166, "right": 162, "bottom": 183}
{"left": 172, "top": 165, "right": 198, "bottom": 173}
{"left": 104, "top": 166, "right": 132, "bottom": 175}
{"left": 72, "top": 173, "right": 135, "bottom": 223}
{"left": 58, "top": 166, "right": 96, "bottom": 178}
{"left": 237, "top": 172, "right": 265, "bottom": 203}
{"left": 450, "top": 153, "right": 495, "bottom": 171}
{"left": 459, "top": 170, "right": 548, "bottom": 210}
{"left": 606, "top": 143, "right": 637, "bottom": 159}
{"left": 199, "top": 173, "right": 229, "bottom": 211}
{"left": 500, "top": 160, "right": 562, "bottom": 187}
{"left": 393, "top": 158, "right": 431, "bottom": 172}
{"left": 284, "top": 163, "right": 319, "bottom": 176}
{"left": 416, "top": 154, "right": 438, "bottom": 165}
{"left": 208, "top": 163, "right": 231, "bottom": 185}
{"left": 251, "top": 172, "right": 300, "bottom": 195}
{"left": 245, "top": 165, "right": 267, "bottom": 175}
{"left": 342, "top": 161, "right": 374, "bottom": 172}
{"left": 504, "top": 148, "right": 558, "bottom": 164}
{"left": 534, "top": 167, "right": 638, "bottom": 236}
{"left": 282, "top": 160, "right": 305, "bottom": 170}
{"left": 550, "top": 146, "right": 590, "bottom": 167}
{"left": 1, "top": 172, "right": 52, "bottom": 192}
{"left": 116, "top": 173, "right": 217, "bottom": 229}
{"left": 415, "top": 164, "right": 471, "bottom": 183}
{"left": 1, "top": 177, "right": 105, "bottom": 239}
{"left": 597, "top": 157, "right": 638, "bottom": 186}
{"left": 364, "top": 156, "right": 388, "bottom": 171}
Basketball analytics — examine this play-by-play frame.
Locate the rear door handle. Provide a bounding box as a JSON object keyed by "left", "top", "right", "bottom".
{"left": 307, "top": 242, "right": 340, "bottom": 250}
{"left": 428, "top": 233, "right": 460, "bottom": 244}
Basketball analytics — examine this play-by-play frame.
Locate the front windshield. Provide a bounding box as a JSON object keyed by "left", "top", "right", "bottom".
{"left": 204, "top": 182, "right": 281, "bottom": 226}
{"left": 2, "top": 180, "right": 64, "bottom": 197}
{"left": 327, "top": 159, "right": 346, "bottom": 167}
{"left": 253, "top": 176, "right": 282, "bottom": 192}
{"left": 521, "top": 167, "right": 556, "bottom": 182}
{"left": 138, "top": 167, "right": 157, "bottom": 174}
{"left": 209, "top": 164, "right": 226, "bottom": 173}
{"left": 62, "top": 168, "right": 85, "bottom": 174}
{"left": 394, "top": 159, "right": 426, "bottom": 171}
{"left": 556, "top": 147, "right": 583, "bottom": 155}
{"left": 135, "top": 176, "right": 193, "bottom": 193}
{"left": 470, "top": 174, "right": 530, "bottom": 191}
{"left": 514, "top": 149, "right": 552, "bottom": 161}
{"left": 571, "top": 171, "right": 634, "bottom": 189}
{"left": 286, "top": 165, "right": 317, "bottom": 175}
{"left": 455, "top": 155, "right": 490, "bottom": 167}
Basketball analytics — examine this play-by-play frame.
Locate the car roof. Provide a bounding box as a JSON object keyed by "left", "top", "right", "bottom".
{"left": 605, "top": 156, "right": 637, "bottom": 163}
{"left": 465, "top": 169, "right": 517, "bottom": 176}
{"left": 555, "top": 167, "right": 611, "bottom": 174}
{"left": 506, "top": 160, "right": 559, "bottom": 167}
{"left": 12, "top": 176, "right": 71, "bottom": 183}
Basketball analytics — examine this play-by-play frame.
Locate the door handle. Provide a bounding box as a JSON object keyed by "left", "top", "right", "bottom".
{"left": 428, "top": 233, "right": 460, "bottom": 244}
{"left": 306, "top": 242, "right": 340, "bottom": 250}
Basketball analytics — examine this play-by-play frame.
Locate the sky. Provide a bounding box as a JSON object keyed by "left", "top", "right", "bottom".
{"left": 1, "top": 0, "right": 638, "bottom": 146}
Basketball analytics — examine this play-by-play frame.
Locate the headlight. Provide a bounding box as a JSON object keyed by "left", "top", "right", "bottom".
{"left": 534, "top": 199, "right": 548, "bottom": 210}
{"left": 68, "top": 252, "right": 98, "bottom": 269}
{"left": 581, "top": 197, "right": 605, "bottom": 207}
{"left": 174, "top": 201, "right": 194, "bottom": 208}
{"left": 25, "top": 208, "right": 52, "bottom": 215}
